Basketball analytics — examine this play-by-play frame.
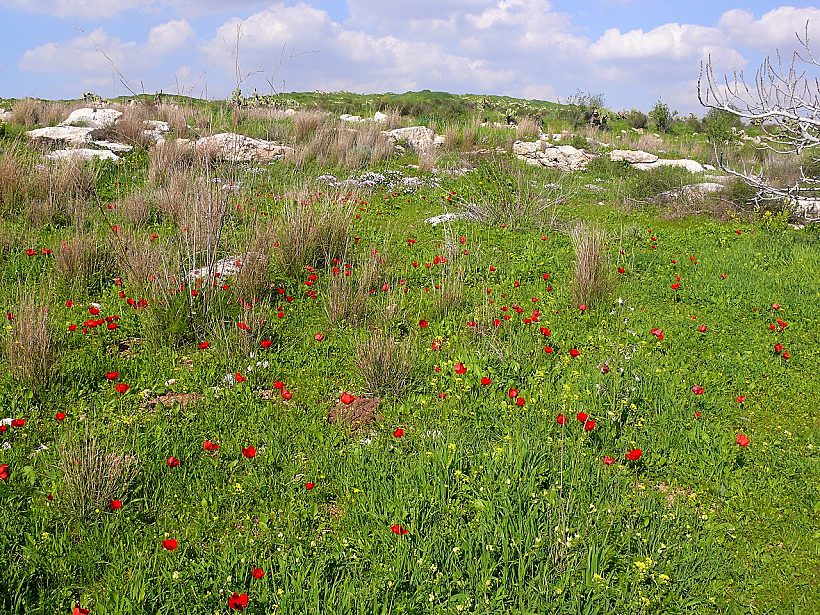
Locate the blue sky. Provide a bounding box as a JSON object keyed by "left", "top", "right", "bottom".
{"left": 1, "top": 1, "right": 818, "bottom": 114}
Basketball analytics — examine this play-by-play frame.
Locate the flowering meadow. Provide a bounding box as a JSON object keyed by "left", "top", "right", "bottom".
{"left": 0, "top": 96, "right": 819, "bottom": 615}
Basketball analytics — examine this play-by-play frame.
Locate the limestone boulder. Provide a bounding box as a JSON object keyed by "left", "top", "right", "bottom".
{"left": 61, "top": 107, "right": 122, "bottom": 129}
{"left": 192, "top": 133, "right": 295, "bottom": 162}
{"left": 610, "top": 149, "right": 658, "bottom": 164}
{"left": 27, "top": 126, "right": 95, "bottom": 146}
{"left": 46, "top": 149, "right": 120, "bottom": 162}
{"left": 633, "top": 159, "right": 705, "bottom": 173}
{"left": 94, "top": 140, "right": 133, "bottom": 153}
{"left": 144, "top": 120, "right": 170, "bottom": 143}
{"left": 384, "top": 126, "right": 445, "bottom": 155}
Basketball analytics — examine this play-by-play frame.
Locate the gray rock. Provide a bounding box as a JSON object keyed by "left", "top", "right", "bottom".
{"left": 94, "top": 140, "right": 133, "bottom": 153}
{"left": 46, "top": 148, "right": 120, "bottom": 162}
{"left": 372, "top": 111, "right": 388, "bottom": 123}
{"left": 514, "top": 139, "right": 593, "bottom": 171}
{"left": 340, "top": 114, "right": 362, "bottom": 123}
{"left": 654, "top": 183, "right": 725, "bottom": 201}
{"left": 27, "top": 126, "right": 95, "bottom": 145}
{"left": 144, "top": 120, "right": 170, "bottom": 143}
{"left": 187, "top": 256, "right": 243, "bottom": 281}
{"left": 610, "top": 149, "right": 658, "bottom": 164}
{"left": 425, "top": 212, "right": 472, "bottom": 226}
{"left": 633, "top": 159, "right": 705, "bottom": 173}
{"left": 384, "top": 126, "right": 445, "bottom": 154}
{"left": 61, "top": 107, "right": 122, "bottom": 129}
{"left": 193, "top": 133, "right": 295, "bottom": 162}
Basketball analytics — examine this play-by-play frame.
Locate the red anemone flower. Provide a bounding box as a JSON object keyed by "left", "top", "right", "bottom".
{"left": 228, "top": 593, "right": 249, "bottom": 610}
{"left": 390, "top": 524, "right": 409, "bottom": 535}
{"left": 625, "top": 449, "right": 642, "bottom": 461}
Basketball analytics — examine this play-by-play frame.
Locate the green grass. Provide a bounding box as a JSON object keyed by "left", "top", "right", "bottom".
{"left": 0, "top": 92, "right": 819, "bottom": 615}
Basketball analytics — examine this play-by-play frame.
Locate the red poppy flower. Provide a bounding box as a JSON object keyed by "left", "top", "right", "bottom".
{"left": 55, "top": 412, "right": 66, "bottom": 421}
{"left": 625, "top": 449, "right": 642, "bottom": 461}
{"left": 698, "top": 325, "right": 707, "bottom": 333}
{"left": 584, "top": 420, "right": 596, "bottom": 431}
{"left": 112, "top": 383, "right": 129, "bottom": 394}
{"left": 577, "top": 412, "right": 588, "bottom": 422}
{"left": 603, "top": 456, "right": 614, "bottom": 465}
{"left": 237, "top": 322, "right": 250, "bottom": 330}
{"left": 167, "top": 456, "right": 180, "bottom": 467}
{"left": 736, "top": 395, "right": 746, "bottom": 403}
{"left": 736, "top": 433, "right": 750, "bottom": 447}
{"left": 315, "top": 333, "right": 325, "bottom": 341}
{"left": 419, "top": 319, "right": 428, "bottom": 328}
{"left": 0, "top": 464, "right": 9, "bottom": 482}
{"left": 228, "top": 593, "right": 249, "bottom": 610}
{"left": 691, "top": 385, "right": 705, "bottom": 395}
{"left": 774, "top": 343, "right": 782, "bottom": 353}
{"left": 544, "top": 346, "right": 553, "bottom": 353}
{"left": 274, "top": 381, "right": 285, "bottom": 390}
{"left": 73, "top": 604, "right": 90, "bottom": 615}
{"left": 242, "top": 446, "right": 256, "bottom": 459}
{"left": 251, "top": 568, "right": 265, "bottom": 579}
{"left": 539, "top": 327, "right": 551, "bottom": 336}
{"left": 670, "top": 283, "right": 680, "bottom": 290}
{"left": 508, "top": 388, "right": 518, "bottom": 399}
{"left": 281, "top": 389, "right": 293, "bottom": 400}
{"left": 695, "top": 411, "right": 702, "bottom": 418}
{"left": 570, "top": 349, "right": 580, "bottom": 357}
{"left": 305, "top": 482, "right": 315, "bottom": 489}
{"left": 261, "top": 340, "right": 272, "bottom": 348}
{"left": 162, "top": 539, "right": 178, "bottom": 551}
{"left": 106, "top": 371, "right": 119, "bottom": 380}
{"left": 390, "top": 524, "right": 409, "bottom": 535}
{"left": 110, "top": 499, "right": 122, "bottom": 510}
{"left": 480, "top": 377, "right": 492, "bottom": 386}
{"left": 235, "top": 373, "right": 246, "bottom": 383}
{"left": 772, "top": 303, "right": 780, "bottom": 310}
{"left": 393, "top": 428, "right": 404, "bottom": 438}
{"left": 203, "top": 440, "right": 219, "bottom": 451}
{"left": 516, "top": 397, "right": 525, "bottom": 406}
{"left": 782, "top": 351, "right": 790, "bottom": 360}
{"left": 340, "top": 392, "right": 355, "bottom": 405}
{"left": 579, "top": 304, "right": 587, "bottom": 311}
{"left": 557, "top": 414, "right": 567, "bottom": 425}
{"left": 10, "top": 418, "right": 24, "bottom": 428}
{"left": 618, "top": 267, "right": 626, "bottom": 274}
{"left": 198, "top": 341, "right": 209, "bottom": 349}
{"left": 454, "top": 362, "right": 467, "bottom": 375}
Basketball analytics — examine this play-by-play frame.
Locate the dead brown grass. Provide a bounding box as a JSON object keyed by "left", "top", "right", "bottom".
{"left": 325, "top": 253, "right": 383, "bottom": 326}
{"left": 4, "top": 290, "right": 57, "bottom": 397}
{"left": 10, "top": 98, "right": 42, "bottom": 126}
{"left": 55, "top": 232, "right": 117, "bottom": 292}
{"left": 271, "top": 193, "right": 353, "bottom": 277}
{"left": 516, "top": 117, "right": 542, "bottom": 140}
{"left": 298, "top": 121, "right": 394, "bottom": 170}
{"left": 56, "top": 424, "right": 139, "bottom": 522}
{"left": 570, "top": 222, "right": 611, "bottom": 307}
{"left": 355, "top": 332, "right": 415, "bottom": 398}
{"left": 112, "top": 105, "right": 155, "bottom": 149}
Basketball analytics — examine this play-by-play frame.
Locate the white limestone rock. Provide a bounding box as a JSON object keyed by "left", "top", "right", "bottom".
{"left": 192, "top": 133, "right": 295, "bottom": 162}
{"left": 46, "top": 148, "right": 120, "bottom": 162}
{"left": 610, "top": 149, "right": 658, "bottom": 164}
{"left": 61, "top": 107, "right": 122, "bottom": 129}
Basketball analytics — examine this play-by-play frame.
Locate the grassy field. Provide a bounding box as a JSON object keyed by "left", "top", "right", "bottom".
{"left": 0, "top": 92, "right": 819, "bottom": 615}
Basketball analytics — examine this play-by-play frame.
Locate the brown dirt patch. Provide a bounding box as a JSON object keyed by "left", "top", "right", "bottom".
{"left": 328, "top": 396, "right": 382, "bottom": 431}
{"left": 141, "top": 392, "right": 201, "bottom": 410}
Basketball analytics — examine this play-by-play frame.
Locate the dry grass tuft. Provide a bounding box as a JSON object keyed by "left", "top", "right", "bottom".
{"left": 355, "top": 332, "right": 414, "bottom": 398}
{"left": 570, "top": 222, "right": 611, "bottom": 307}
{"left": 56, "top": 424, "right": 139, "bottom": 522}
{"left": 112, "top": 105, "right": 155, "bottom": 149}
{"left": 516, "top": 117, "right": 542, "bottom": 140}
{"left": 55, "top": 232, "right": 116, "bottom": 292}
{"left": 271, "top": 194, "right": 353, "bottom": 277}
{"left": 4, "top": 291, "right": 57, "bottom": 397}
{"left": 10, "top": 98, "right": 42, "bottom": 126}
{"left": 325, "top": 254, "right": 383, "bottom": 326}
{"left": 294, "top": 111, "right": 323, "bottom": 142}
{"left": 148, "top": 140, "right": 195, "bottom": 186}
{"left": 299, "top": 122, "right": 394, "bottom": 170}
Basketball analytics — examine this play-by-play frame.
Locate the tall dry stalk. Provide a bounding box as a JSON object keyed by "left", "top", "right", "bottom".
{"left": 56, "top": 424, "right": 139, "bottom": 522}
{"left": 570, "top": 222, "right": 611, "bottom": 307}
{"left": 355, "top": 332, "right": 415, "bottom": 398}
{"left": 4, "top": 290, "right": 57, "bottom": 397}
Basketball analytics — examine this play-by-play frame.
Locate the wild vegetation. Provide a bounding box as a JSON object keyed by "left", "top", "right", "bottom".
{"left": 0, "top": 89, "right": 818, "bottom": 615}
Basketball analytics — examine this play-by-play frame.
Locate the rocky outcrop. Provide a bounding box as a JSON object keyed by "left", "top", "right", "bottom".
{"left": 94, "top": 140, "right": 133, "bottom": 153}
{"left": 384, "top": 126, "right": 445, "bottom": 155}
{"left": 633, "top": 158, "right": 705, "bottom": 173}
{"left": 46, "top": 149, "right": 120, "bottom": 162}
{"left": 27, "top": 126, "right": 95, "bottom": 146}
{"left": 143, "top": 120, "right": 170, "bottom": 143}
{"left": 610, "top": 149, "right": 658, "bottom": 164}
{"left": 192, "top": 133, "right": 295, "bottom": 162}
{"left": 653, "top": 183, "right": 724, "bottom": 202}
{"left": 61, "top": 107, "right": 122, "bottom": 129}
{"left": 513, "top": 140, "right": 593, "bottom": 171}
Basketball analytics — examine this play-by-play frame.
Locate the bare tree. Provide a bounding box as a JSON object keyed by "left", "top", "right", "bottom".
{"left": 698, "top": 22, "right": 820, "bottom": 221}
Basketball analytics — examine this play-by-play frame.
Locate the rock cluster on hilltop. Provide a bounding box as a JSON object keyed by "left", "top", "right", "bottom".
{"left": 512, "top": 139, "right": 594, "bottom": 171}
{"left": 609, "top": 149, "right": 705, "bottom": 173}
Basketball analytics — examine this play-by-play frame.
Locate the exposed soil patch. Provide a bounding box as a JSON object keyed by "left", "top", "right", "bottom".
{"left": 141, "top": 392, "right": 201, "bottom": 410}
{"left": 328, "top": 396, "right": 382, "bottom": 431}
